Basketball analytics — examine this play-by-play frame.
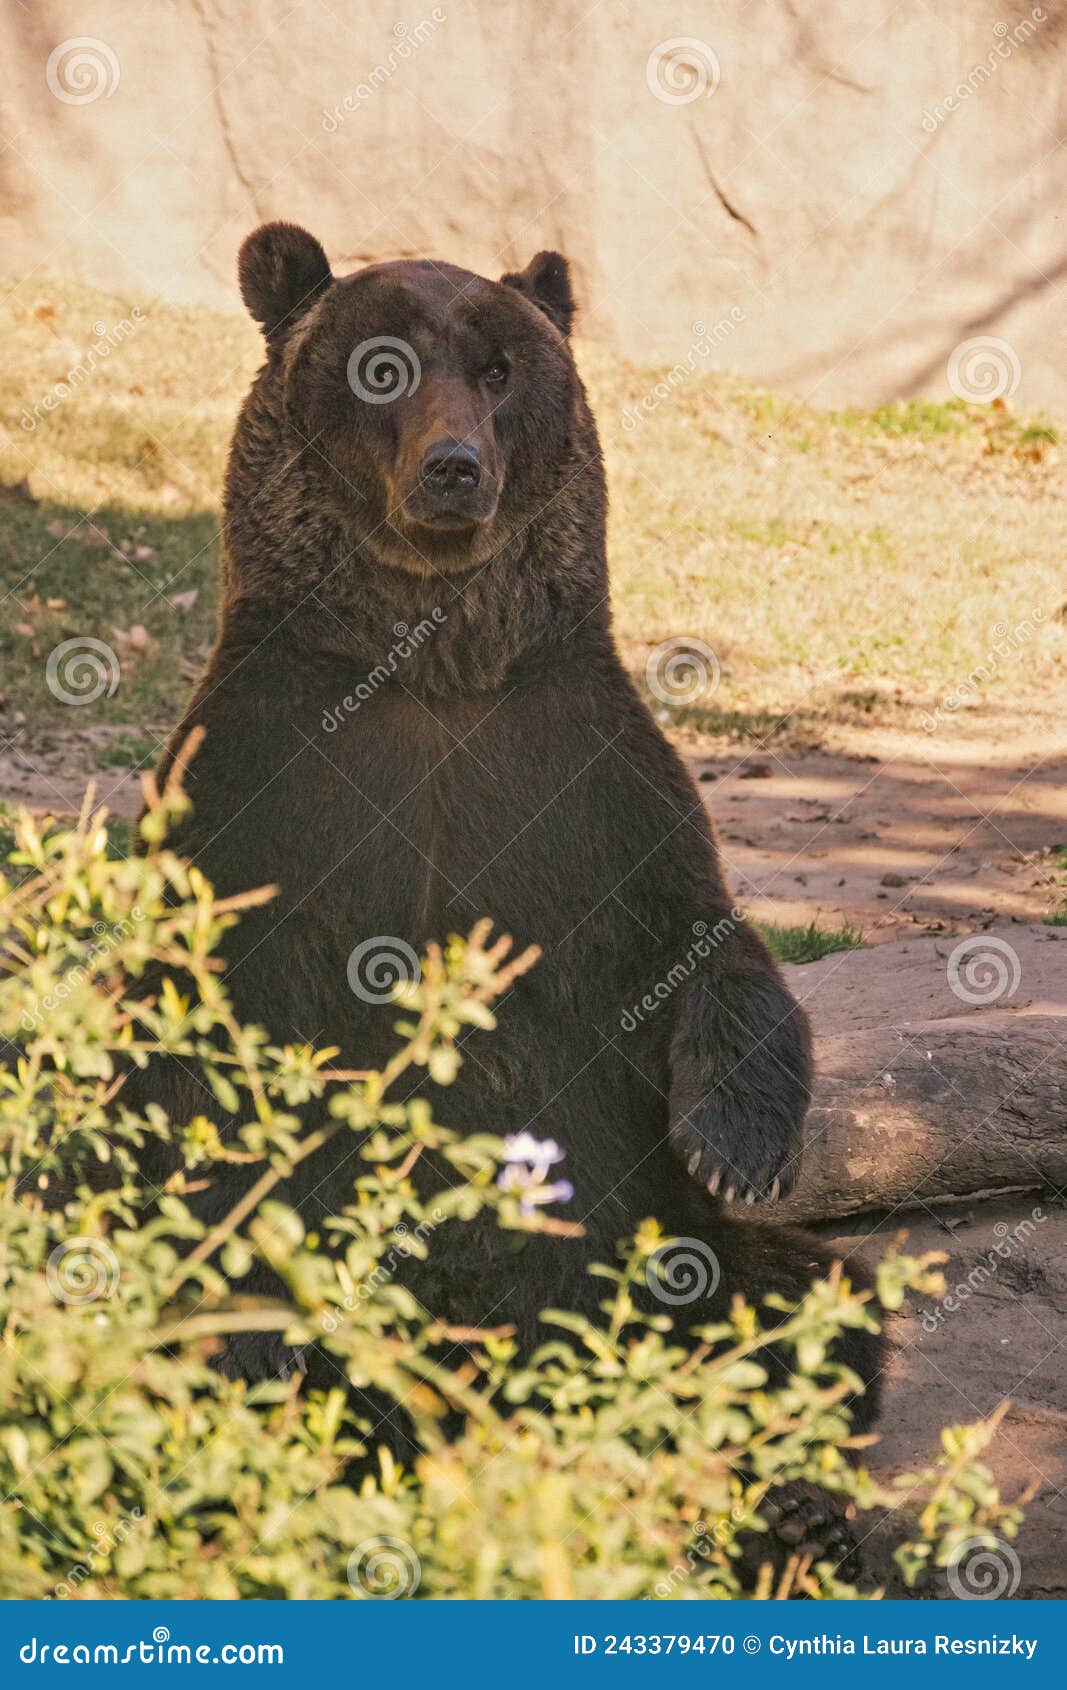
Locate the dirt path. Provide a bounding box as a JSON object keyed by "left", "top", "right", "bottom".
{"left": 695, "top": 722, "right": 1067, "bottom": 939}
{"left": 0, "top": 724, "right": 162, "bottom": 822}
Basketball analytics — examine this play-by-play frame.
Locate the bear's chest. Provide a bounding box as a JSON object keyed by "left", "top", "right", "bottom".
{"left": 187, "top": 667, "right": 702, "bottom": 1090}
{"left": 299, "top": 681, "right": 689, "bottom": 953}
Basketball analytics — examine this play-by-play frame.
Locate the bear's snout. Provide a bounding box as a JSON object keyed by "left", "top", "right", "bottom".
{"left": 422, "top": 438, "right": 482, "bottom": 496}
{"left": 400, "top": 432, "right": 500, "bottom": 533}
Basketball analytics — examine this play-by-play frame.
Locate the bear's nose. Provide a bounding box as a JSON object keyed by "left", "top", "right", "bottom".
{"left": 421, "top": 440, "right": 482, "bottom": 493}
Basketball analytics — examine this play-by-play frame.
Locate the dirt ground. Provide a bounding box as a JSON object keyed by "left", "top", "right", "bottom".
{"left": 0, "top": 722, "right": 166, "bottom": 821}
{"left": 695, "top": 716, "right": 1067, "bottom": 941}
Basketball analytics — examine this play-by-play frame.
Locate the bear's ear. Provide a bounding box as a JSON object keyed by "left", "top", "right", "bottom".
{"left": 500, "top": 251, "right": 575, "bottom": 337}
{"left": 238, "top": 221, "right": 333, "bottom": 343}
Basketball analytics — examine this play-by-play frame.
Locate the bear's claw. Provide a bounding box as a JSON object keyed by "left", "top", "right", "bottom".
{"left": 674, "top": 1122, "right": 798, "bottom": 1206}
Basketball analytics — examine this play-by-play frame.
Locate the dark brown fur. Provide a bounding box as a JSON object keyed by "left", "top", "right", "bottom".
{"left": 143, "top": 224, "right": 884, "bottom": 1427}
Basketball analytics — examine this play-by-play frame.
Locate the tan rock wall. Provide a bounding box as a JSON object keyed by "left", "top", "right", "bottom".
{"left": 4, "top": 0, "right": 1067, "bottom": 406}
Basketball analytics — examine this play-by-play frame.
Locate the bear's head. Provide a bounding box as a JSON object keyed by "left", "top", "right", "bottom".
{"left": 233, "top": 221, "right": 596, "bottom": 584}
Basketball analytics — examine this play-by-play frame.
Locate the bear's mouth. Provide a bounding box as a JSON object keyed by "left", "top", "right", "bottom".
{"left": 402, "top": 509, "right": 486, "bottom": 536}
{"left": 398, "top": 478, "right": 501, "bottom": 536}
{"left": 372, "top": 507, "right": 505, "bottom": 577}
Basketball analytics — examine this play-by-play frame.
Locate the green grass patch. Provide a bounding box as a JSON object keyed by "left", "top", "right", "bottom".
{"left": 1042, "top": 845, "right": 1067, "bottom": 924}
{"left": 756, "top": 917, "right": 865, "bottom": 965}
{"left": 831, "top": 398, "right": 976, "bottom": 438}
{"left": 829, "top": 397, "right": 1058, "bottom": 449}
{"left": 93, "top": 731, "right": 160, "bottom": 769}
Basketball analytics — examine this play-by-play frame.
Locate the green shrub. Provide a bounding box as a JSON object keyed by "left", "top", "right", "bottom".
{"left": 0, "top": 789, "right": 1019, "bottom": 1599}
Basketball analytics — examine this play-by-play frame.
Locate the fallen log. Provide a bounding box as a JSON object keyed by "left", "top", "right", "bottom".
{"left": 770, "top": 927, "right": 1067, "bottom": 1222}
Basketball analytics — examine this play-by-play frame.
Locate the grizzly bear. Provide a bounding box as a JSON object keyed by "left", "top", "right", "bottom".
{"left": 145, "top": 222, "right": 883, "bottom": 1442}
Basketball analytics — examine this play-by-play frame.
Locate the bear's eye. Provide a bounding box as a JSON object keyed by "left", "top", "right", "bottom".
{"left": 483, "top": 357, "right": 510, "bottom": 388}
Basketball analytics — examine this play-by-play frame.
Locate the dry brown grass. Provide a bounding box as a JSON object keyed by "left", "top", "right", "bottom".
{"left": 2, "top": 274, "right": 1065, "bottom": 751}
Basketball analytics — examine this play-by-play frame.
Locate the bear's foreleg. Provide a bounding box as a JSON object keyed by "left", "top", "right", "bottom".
{"left": 666, "top": 927, "right": 811, "bottom": 1204}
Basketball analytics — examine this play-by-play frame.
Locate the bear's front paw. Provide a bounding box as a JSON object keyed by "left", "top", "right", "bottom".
{"left": 668, "top": 1097, "right": 801, "bottom": 1206}
{"left": 667, "top": 969, "right": 811, "bottom": 1205}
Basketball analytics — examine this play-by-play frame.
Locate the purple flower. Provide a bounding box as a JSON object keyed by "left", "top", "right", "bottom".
{"left": 498, "top": 1135, "right": 572, "bottom": 1216}
{"left": 502, "top": 1133, "right": 564, "bottom": 1167}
